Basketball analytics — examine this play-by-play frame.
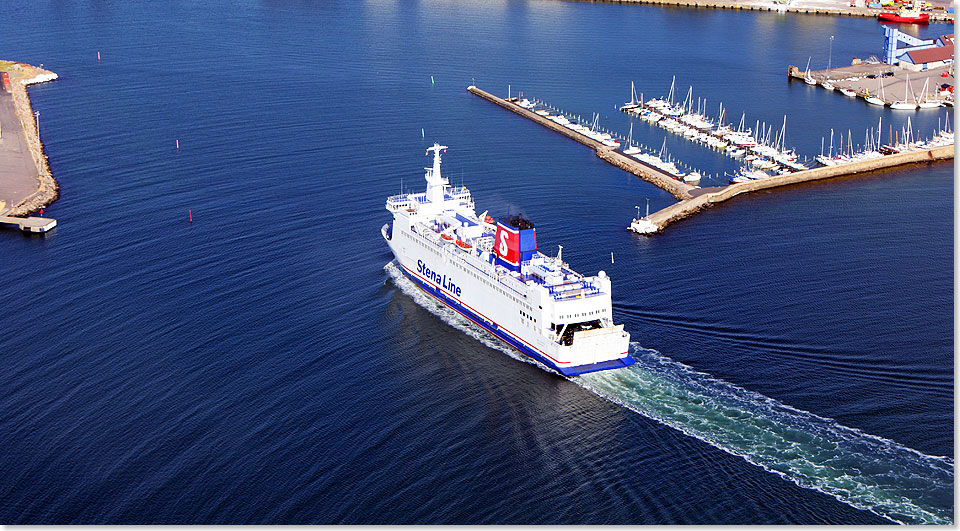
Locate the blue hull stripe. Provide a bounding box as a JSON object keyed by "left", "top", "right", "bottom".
{"left": 399, "top": 266, "right": 635, "bottom": 376}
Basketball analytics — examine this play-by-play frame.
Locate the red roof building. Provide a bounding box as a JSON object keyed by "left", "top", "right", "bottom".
{"left": 905, "top": 43, "right": 954, "bottom": 64}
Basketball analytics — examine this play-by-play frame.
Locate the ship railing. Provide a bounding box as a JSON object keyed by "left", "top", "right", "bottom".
{"left": 388, "top": 192, "right": 429, "bottom": 205}
{"left": 548, "top": 281, "right": 602, "bottom": 300}
{"left": 498, "top": 273, "right": 529, "bottom": 295}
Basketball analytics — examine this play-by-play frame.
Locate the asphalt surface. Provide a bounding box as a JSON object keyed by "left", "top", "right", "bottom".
{"left": 0, "top": 89, "right": 40, "bottom": 209}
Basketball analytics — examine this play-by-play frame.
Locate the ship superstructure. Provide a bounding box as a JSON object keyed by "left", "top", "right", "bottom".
{"left": 382, "top": 143, "right": 634, "bottom": 376}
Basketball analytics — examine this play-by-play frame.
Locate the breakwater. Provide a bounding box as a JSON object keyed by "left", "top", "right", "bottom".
{"left": 467, "top": 85, "right": 695, "bottom": 200}
{"left": 645, "top": 144, "right": 954, "bottom": 231}
{"left": 570, "top": 0, "right": 954, "bottom": 22}
{"left": 468, "top": 85, "right": 954, "bottom": 235}
{"left": 0, "top": 61, "right": 58, "bottom": 217}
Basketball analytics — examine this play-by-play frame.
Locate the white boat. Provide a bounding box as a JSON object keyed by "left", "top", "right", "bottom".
{"left": 803, "top": 57, "right": 817, "bottom": 85}
{"left": 621, "top": 81, "right": 641, "bottom": 111}
{"left": 622, "top": 123, "right": 642, "bottom": 155}
{"left": 864, "top": 76, "right": 886, "bottom": 106}
{"left": 683, "top": 171, "right": 701, "bottom": 185}
{"left": 629, "top": 201, "right": 658, "bottom": 234}
{"left": 917, "top": 79, "right": 942, "bottom": 109}
{"left": 838, "top": 87, "right": 856, "bottom": 97}
{"left": 889, "top": 74, "right": 918, "bottom": 110}
{"left": 384, "top": 144, "right": 634, "bottom": 375}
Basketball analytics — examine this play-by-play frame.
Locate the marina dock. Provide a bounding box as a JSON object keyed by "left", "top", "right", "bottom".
{"left": 467, "top": 85, "right": 696, "bottom": 200}
{"left": 469, "top": 84, "right": 954, "bottom": 235}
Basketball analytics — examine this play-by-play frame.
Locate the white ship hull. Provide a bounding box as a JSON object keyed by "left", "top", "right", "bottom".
{"left": 383, "top": 144, "right": 633, "bottom": 376}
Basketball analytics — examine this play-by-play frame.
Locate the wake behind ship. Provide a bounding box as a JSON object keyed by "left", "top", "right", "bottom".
{"left": 382, "top": 143, "right": 634, "bottom": 376}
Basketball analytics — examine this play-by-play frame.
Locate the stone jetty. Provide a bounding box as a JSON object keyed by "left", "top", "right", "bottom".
{"left": 0, "top": 60, "right": 59, "bottom": 218}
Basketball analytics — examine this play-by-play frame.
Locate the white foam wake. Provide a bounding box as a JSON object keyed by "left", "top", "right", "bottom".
{"left": 385, "top": 262, "right": 953, "bottom": 525}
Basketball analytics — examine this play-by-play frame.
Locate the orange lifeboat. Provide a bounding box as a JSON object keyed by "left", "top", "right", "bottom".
{"left": 440, "top": 233, "right": 454, "bottom": 241}
{"left": 484, "top": 215, "right": 495, "bottom": 224}
{"left": 456, "top": 239, "right": 472, "bottom": 250}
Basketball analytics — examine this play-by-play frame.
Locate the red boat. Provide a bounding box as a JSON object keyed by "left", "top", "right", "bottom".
{"left": 877, "top": 6, "right": 930, "bottom": 23}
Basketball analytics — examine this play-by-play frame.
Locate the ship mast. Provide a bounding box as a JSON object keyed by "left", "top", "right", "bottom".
{"left": 425, "top": 143, "right": 449, "bottom": 205}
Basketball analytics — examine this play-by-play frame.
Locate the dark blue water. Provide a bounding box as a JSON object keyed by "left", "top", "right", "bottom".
{"left": 0, "top": 0, "right": 952, "bottom": 524}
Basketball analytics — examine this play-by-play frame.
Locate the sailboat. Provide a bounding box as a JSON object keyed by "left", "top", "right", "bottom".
{"left": 889, "top": 74, "right": 918, "bottom": 110}
{"left": 622, "top": 122, "right": 641, "bottom": 155}
{"left": 864, "top": 76, "right": 885, "bottom": 106}
{"left": 803, "top": 57, "right": 817, "bottom": 85}
{"left": 917, "top": 78, "right": 943, "bottom": 109}
{"left": 621, "top": 81, "right": 640, "bottom": 111}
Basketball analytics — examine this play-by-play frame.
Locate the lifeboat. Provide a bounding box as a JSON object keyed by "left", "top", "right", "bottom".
{"left": 484, "top": 215, "right": 495, "bottom": 224}
{"left": 440, "top": 233, "right": 454, "bottom": 241}
{"left": 455, "top": 239, "right": 472, "bottom": 250}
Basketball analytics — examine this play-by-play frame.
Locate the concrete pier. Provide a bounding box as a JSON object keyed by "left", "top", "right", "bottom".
{"left": 570, "top": 0, "right": 954, "bottom": 22}
{"left": 0, "top": 61, "right": 59, "bottom": 218}
{"left": 0, "top": 201, "right": 56, "bottom": 233}
{"left": 789, "top": 63, "right": 954, "bottom": 107}
{"left": 467, "top": 85, "right": 695, "bottom": 200}
{"left": 0, "top": 214, "right": 57, "bottom": 233}
{"left": 643, "top": 144, "right": 954, "bottom": 232}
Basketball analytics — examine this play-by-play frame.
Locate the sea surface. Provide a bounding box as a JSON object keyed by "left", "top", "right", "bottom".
{"left": 0, "top": 0, "right": 953, "bottom": 524}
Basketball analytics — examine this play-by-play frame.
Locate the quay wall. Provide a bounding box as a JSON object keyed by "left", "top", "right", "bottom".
{"left": 571, "top": 0, "right": 954, "bottom": 22}
{"left": 647, "top": 144, "right": 954, "bottom": 230}
{"left": 8, "top": 81, "right": 57, "bottom": 216}
{"left": 467, "top": 85, "right": 694, "bottom": 200}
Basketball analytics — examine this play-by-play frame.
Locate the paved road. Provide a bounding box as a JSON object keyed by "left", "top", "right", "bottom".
{"left": 0, "top": 90, "right": 40, "bottom": 209}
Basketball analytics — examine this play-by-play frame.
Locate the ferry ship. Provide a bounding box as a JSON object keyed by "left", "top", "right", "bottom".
{"left": 382, "top": 143, "right": 634, "bottom": 376}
